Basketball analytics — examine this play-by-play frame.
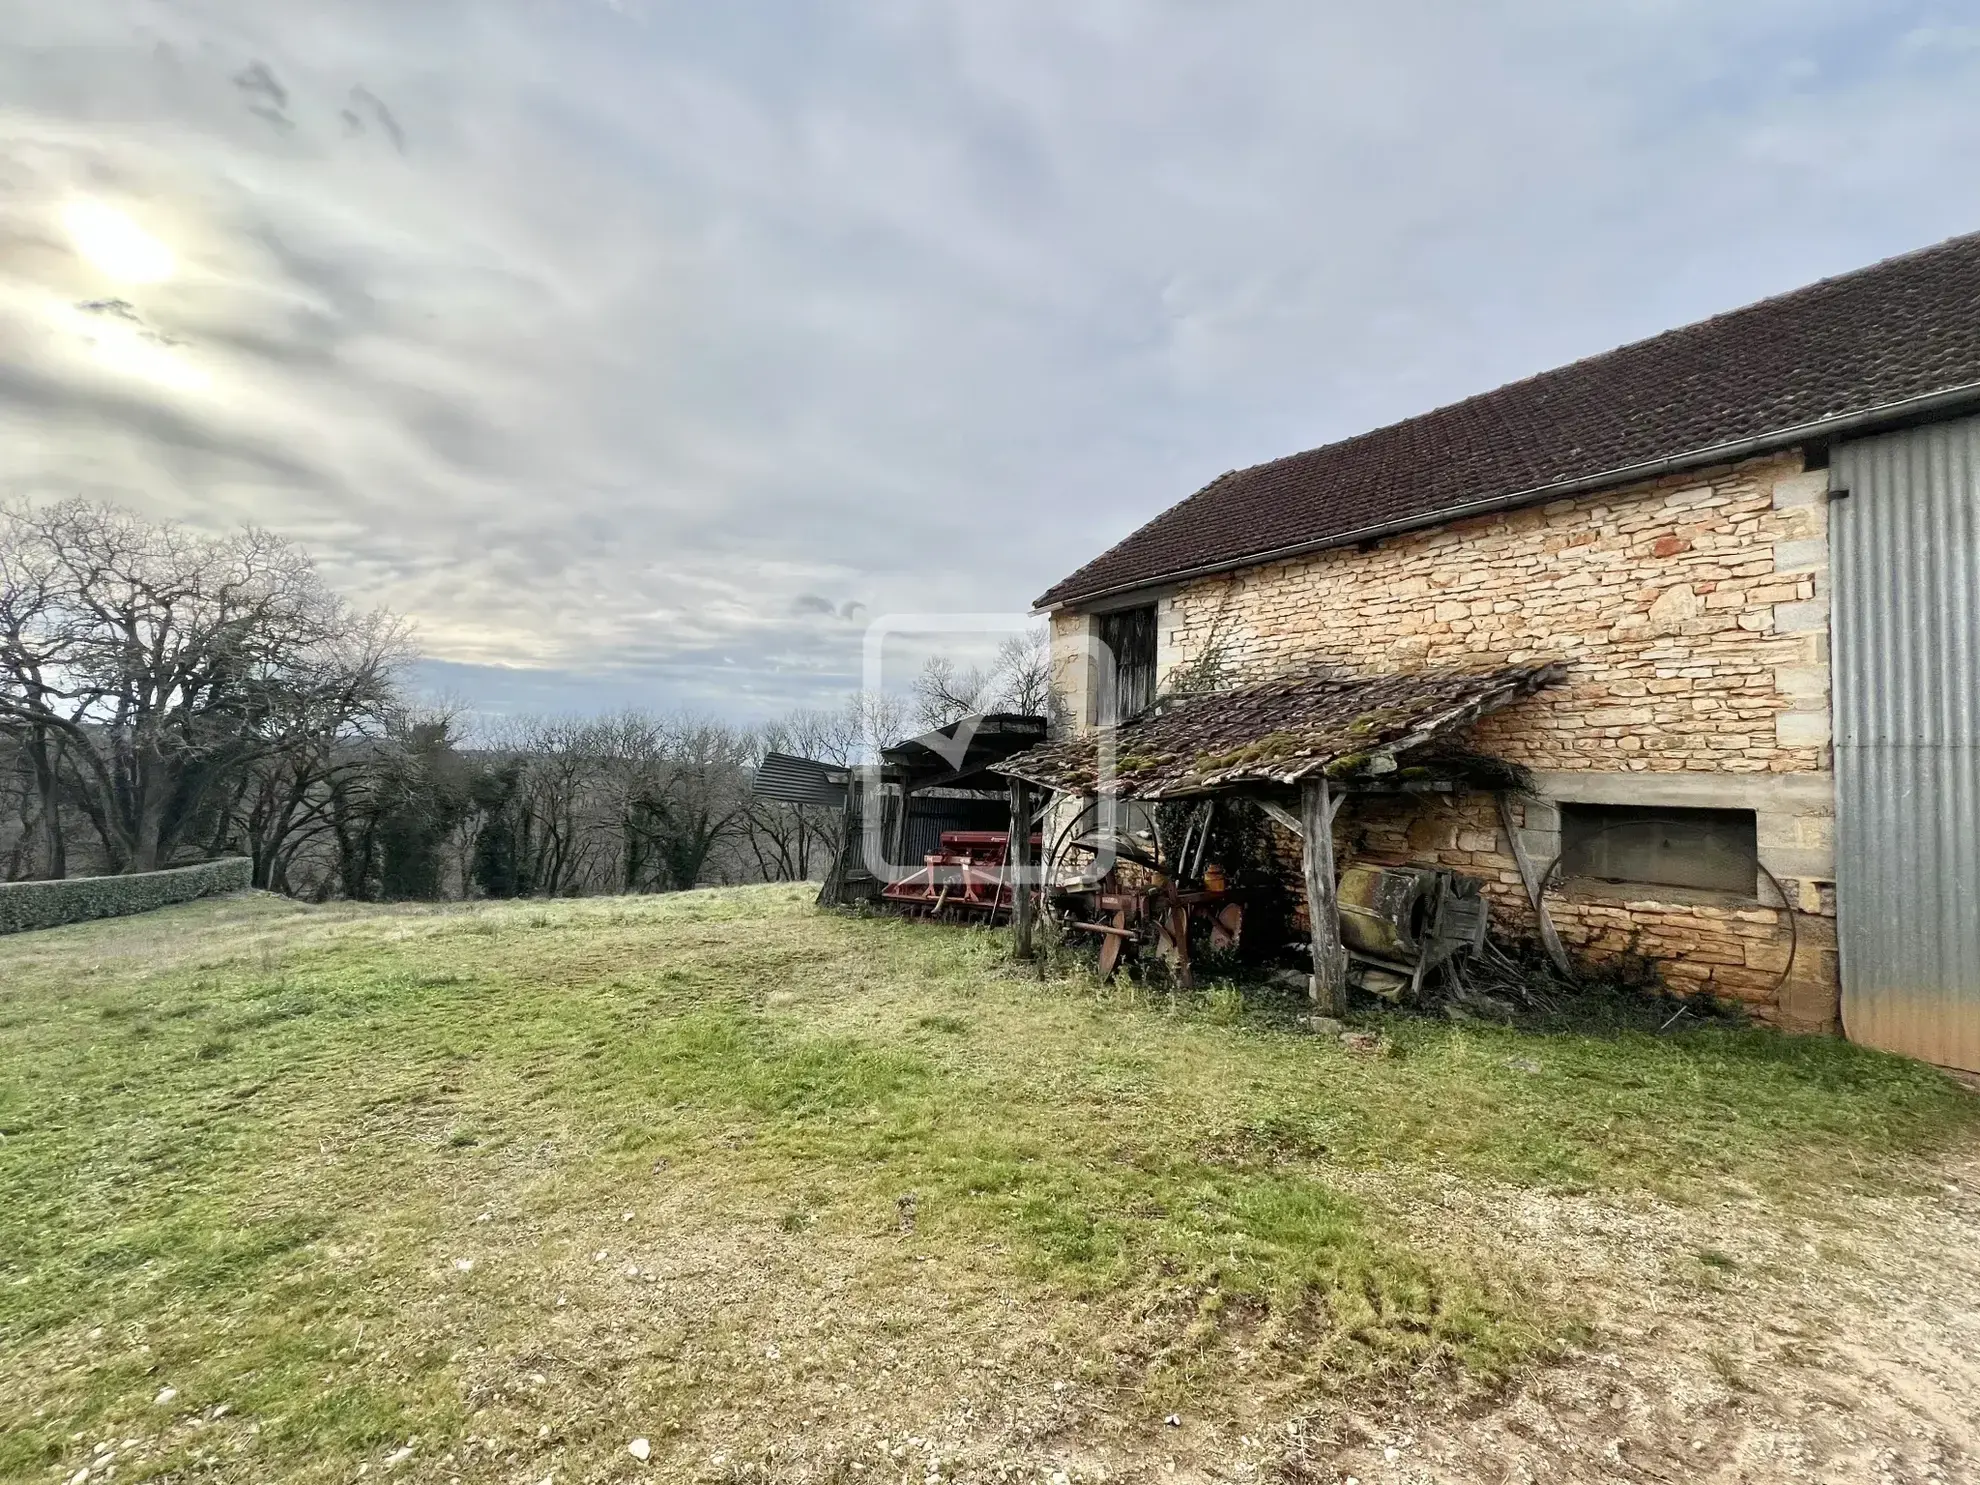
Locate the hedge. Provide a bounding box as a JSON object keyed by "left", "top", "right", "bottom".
{"left": 0, "top": 858, "right": 254, "bottom": 936}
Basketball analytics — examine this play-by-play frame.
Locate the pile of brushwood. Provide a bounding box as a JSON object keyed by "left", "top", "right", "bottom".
{"left": 1434, "top": 934, "right": 1747, "bottom": 1034}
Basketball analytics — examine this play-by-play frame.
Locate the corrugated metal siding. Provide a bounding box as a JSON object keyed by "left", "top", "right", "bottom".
{"left": 751, "top": 752, "right": 848, "bottom": 807}
{"left": 1832, "top": 415, "right": 1980, "bottom": 1072}
{"left": 903, "top": 795, "right": 1011, "bottom": 864}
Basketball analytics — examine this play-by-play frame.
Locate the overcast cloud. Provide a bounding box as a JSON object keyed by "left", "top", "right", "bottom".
{"left": 4, "top": 1, "right": 1979, "bottom": 720}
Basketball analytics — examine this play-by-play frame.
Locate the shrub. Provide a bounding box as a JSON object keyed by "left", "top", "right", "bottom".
{"left": 0, "top": 858, "right": 253, "bottom": 936}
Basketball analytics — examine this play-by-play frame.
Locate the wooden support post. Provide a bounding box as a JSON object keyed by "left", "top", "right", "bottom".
{"left": 1168, "top": 897, "right": 1193, "bottom": 990}
{"left": 1009, "top": 779, "right": 1036, "bottom": 960}
{"left": 1496, "top": 791, "right": 1572, "bottom": 977}
{"left": 819, "top": 780, "right": 860, "bottom": 907}
{"left": 891, "top": 784, "right": 914, "bottom": 872}
{"left": 1301, "top": 776, "right": 1349, "bottom": 1015}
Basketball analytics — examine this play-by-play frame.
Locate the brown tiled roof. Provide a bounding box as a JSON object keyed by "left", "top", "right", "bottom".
{"left": 1038, "top": 231, "right": 1980, "bottom": 609}
{"left": 993, "top": 662, "right": 1562, "bottom": 800}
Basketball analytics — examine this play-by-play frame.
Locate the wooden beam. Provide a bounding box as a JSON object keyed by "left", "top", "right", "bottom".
{"left": 1009, "top": 779, "right": 1037, "bottom": 960}
{"left": 818, "top": 780, "right": 861, "bottom": 907}
{"left": 1262, "top": 785, "right": 1346, "bottom": 839}
{"left": 1495, "top": 791, "right": 1573, "bottom": 976}
{"left": 891, "top": 784, "right": 914, "bottom": 871}
{"left": 1301, "top": 776, "right": 1349, "bottom": 1015}
{"left": 1257, "top": 798, "right": 1303, "bottom": 839}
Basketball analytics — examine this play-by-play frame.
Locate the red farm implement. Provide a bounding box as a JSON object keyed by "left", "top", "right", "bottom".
{"left": 880, "top": 830, "right": 1041, "bottom": 922}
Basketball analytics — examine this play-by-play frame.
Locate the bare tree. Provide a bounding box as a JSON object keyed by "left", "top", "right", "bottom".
{"left": 911, "top": 657, "right": 988, "bottom": 732}
{"left": 742, "top": 715, "right": 832, "bottom": 884}
{"left": 587, "top": 711, "right": 692, "bottom": 893}
{"left": 0, "top": 517, "right": 77, "bottom": 877}
{"left": 990, "top": 627, "right": 1057, "bottom": 719}
{"left": 741, "top": 691, "right": 910, "bottom": 882}
{"left": 0, "top": 732, "right": 48, "bottom": 880}
{"left": 629, "top": 717, "right": 753, "bottom": 890}
{"left": 450, "top": 712, "right": 760, "bottom": 896}
{"left": 499, "top": 716, "right": 609, "bottom": 897}
{"left": 0, "top": 499, "right": 408, "bottom": 874}
{"left": 229, "top": 611, "right": 412, "bottom": 893}
{"left": 911, "top": 626, "right": 1060, "bottom": 730}
{"left": 6, "top": 495, "right": 1017, "bottom": 903}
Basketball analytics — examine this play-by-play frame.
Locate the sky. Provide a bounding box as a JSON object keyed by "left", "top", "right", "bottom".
{"left": 3, "top": 1, "right": 1979, "bottom": 723}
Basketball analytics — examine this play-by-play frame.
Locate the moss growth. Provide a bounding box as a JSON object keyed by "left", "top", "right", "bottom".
{"left": 1345, "top": 706, "right": 1411, "bottom": 738}
{"left": 1191, "top": 731, "right": 1307, "bottom": 775}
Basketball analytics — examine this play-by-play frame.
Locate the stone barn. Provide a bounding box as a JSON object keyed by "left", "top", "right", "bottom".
{"left": 1033, "top": 231, "right": 1980, "bottom": 1071}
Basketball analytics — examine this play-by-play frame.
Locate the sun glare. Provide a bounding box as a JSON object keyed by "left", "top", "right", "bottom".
{"left": 62, "top": 200, "right": 176, "bottom": 283}
{"left": 49, "top": 301, "right": 210, "bottom": 393}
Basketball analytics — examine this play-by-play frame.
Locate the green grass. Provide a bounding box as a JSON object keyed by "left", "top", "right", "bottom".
{"left": 0, "top": 885, "right": 1973, "bottom": 1482}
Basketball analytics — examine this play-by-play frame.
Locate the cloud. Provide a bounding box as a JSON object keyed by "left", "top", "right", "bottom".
{"left": 231, "top": 60, "right": 292, "bottom": 133}
{"left": 2, "top": 0, "right": 1977, "bottom": 722}
{"left": 343, "top": 87, "right": 405, "bottom": 154}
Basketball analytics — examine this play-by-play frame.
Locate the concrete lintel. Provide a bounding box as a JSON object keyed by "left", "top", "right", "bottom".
{"left": 1757, "top": 846, "right": 1836, "bottom": 882}
{"left": 1528, "top": 768, "right": 1836, "bottom": 817}
{"left": 1081, "top": 585, "right": 1177, "bottom": 616}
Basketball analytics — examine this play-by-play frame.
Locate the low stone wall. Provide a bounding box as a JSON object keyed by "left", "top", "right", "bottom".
{"left": 1544, "top": 891, "right": 1838, "bottom": 1029}
{"left": 0, "top": 858, "right": 253, "bottom": 936}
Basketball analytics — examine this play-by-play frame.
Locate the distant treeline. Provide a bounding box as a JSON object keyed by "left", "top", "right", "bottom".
{"left": 1, "top": 500, "right": 1049, "bottom": 901}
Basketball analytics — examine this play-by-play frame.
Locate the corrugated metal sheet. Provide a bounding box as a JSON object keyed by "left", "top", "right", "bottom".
{"left": 902, "top": 795, "right": 1011, "bottom": 865}
{"left": 1832, "top": 415, "right": 1980, "bottom": 1072}
{"left": 751, "top": 752, "right": 848, "bottom": 808}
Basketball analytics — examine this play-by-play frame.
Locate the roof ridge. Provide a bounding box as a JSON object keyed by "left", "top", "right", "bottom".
{"left": 1038, "top": 228, "right": 1980, "bottom": 609}
{"left": 1234, "top": 229, "right": 1980, "bottom": 481}
{"left": 1474, "top": 228, "right": 1980, "bottom": 392}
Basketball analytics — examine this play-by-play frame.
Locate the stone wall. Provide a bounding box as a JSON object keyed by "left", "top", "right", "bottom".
{"left": 1051, "top": 451, "right": 1842, "bottom": 1029}
{"left": 1342, "top": 792, "right": 1837, "bottom": 1030}
{"left": 1156, "top": 452, "right": 1833, "bottom": 775}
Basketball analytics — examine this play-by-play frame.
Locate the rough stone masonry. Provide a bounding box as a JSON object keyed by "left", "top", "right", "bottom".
{"left": 1052, "top": 450, "right": 1840, "bottom": 1029}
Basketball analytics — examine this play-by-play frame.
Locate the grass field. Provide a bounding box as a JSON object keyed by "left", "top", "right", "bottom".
{"left": 2, "top": 886, "right": 1975, "bottom": 1483}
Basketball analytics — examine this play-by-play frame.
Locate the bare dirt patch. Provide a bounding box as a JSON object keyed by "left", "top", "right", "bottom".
{"left": 1275, "top": 1150, "right": 1980, "bottom": 1485}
